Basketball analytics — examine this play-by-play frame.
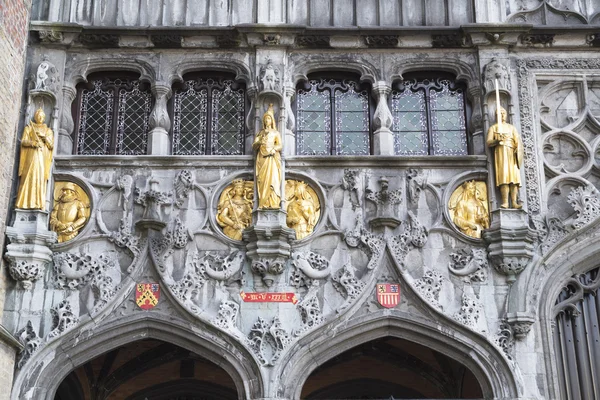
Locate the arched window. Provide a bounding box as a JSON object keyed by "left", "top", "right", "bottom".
{"left": 391, "top": 74, "right": 469, "bottom": 156}
{"left": 171, "top": 74, "right": 246, "bottom": 155}
{"left": 74, "top": 73, "right": 152, "bottom": 155}
{"left": 553, "top": 266, "right": 600, "bottom": 399}
{"left": 296, "top": 75, "right": 371, "bottom": 155}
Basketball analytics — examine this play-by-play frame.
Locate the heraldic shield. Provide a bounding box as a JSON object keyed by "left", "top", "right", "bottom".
{"left": 136, "top": 283, "right": 160, "bottom": 310}
{"left": 376, "top": 283, "right": 400, "bottom": 308}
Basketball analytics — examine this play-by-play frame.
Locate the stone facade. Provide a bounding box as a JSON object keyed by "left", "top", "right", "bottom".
{"left": 2, "top": 1, "right": 600, "bottom": 399}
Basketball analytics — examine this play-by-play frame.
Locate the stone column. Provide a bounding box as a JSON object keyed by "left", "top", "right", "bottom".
{"left": 283, "top": 85, "right": 295, "bottom": 156}
{"left": 372, "top": 81, "right": 395, "bottom": 155}
{"left": 147, "top": 83, "right": 172, "bottom": 155}
{"left": 57, "top": 85, "right": 76, "bottom": 155}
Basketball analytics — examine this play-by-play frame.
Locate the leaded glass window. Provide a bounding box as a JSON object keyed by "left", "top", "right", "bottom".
{"left": 297, "top": 78, "right": 371, "bottom": 155}
{"left": 391, "top": 77, "right": 468, "bottom": 156}
{"left": 172, "top": 77, "right": 245, "bottom": 155}
{"left": 76, "top": 76, "right": 152, "bottom": 155}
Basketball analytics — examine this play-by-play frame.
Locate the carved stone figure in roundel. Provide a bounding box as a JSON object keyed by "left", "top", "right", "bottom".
{"left": 448, "top": 181, "right": 490, "bottom": 239}
{"left": 50, "top": 182, "right": 90, "bottom": 242}
{"left": 216, "top": 179, "right": 253, "bottom": 240}
{"left": 285, "top": 180, "right": 320, "bottom": 240}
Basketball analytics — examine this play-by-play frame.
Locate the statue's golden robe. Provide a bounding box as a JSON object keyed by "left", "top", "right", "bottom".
{"left": 253, "top": 127, "right": 282, "bottom": 209}
{"left": 486, "top": 123, "right": 522, "bottom": 187}
{"left": 16, "top": 122, "right": 54, "bottom": 209}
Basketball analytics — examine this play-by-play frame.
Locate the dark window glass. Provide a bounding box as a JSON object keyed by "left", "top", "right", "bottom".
{"left": 391, "top": 77, "right": 468, "bottom": 156}
{"left": 172, "top": 77, "right": 245, "bottom": 155}
{"left": 297, "top": 78, "right": 371, "bottom": 155}
{"left": 76, "top": 76, "right": 152, "bottom": 155}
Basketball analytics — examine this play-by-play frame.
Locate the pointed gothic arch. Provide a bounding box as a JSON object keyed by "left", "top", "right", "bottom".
{"left": 11, "top": 312, "right": 264, "bottom": 400}
{"left": 275, "top": 310, "right": 519, "bottom": 399}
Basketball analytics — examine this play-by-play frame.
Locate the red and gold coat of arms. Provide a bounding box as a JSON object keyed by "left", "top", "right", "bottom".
{"left": 376, "top": 283, "right": 400, "bottom": 308}
{"left": 136, "top": 283, "right": 160, "bottom": 310}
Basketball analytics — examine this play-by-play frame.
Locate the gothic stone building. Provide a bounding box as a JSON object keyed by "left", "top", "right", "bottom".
{"left": 1, "top": 1, "right": 600, "bottom": 399}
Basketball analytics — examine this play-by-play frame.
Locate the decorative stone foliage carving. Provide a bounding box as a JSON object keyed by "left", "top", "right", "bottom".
{"left": 332, "top": 261, "right": 365, "bottom": 312}
{"left": 453, "top": 290, "right": 483, "bottom": 329}
{"left": 251, "top": 259, "right": 285, "bottom": 287}
{"left": 247, "top": 317, "right": 291, "bottom": 366}
{"left": 342, "top": 169, "right": 363, "bottom": 208}
{"left": 47, "top": 300, "right": 79, "bottom": 340}
{"left": 366, "top": 177, "right": 402, "bottom": 218}
{"left": 290, "top": 251, "right": 330, "bottom": 289}
{"left": 387, "top": 211, "right": 428, "bottom": 268}
{"left": 135, "top": 178, "right": 173, "bottom": 230}
{"left": 213, "top": 301, "right": 240, "bottom": 331}
{"left": 38, "top": 30, "right": 63, "bottom": 43}
{"left": 568, "top": 185, "right": 600, "bottom": 229}
{"left": 431, "top": 34, "right": 467, "bottom": 48}
{"left": 52, "top": 252, "right": 119, "bottom": 312}
{"left": 364, "top": 35, "right": 399, "bottom": 48}
{"left": 483, "top": 58, "right": 510, "bottom": 93}
{"left": 8, "top": 260, "right": 46, "bottom": 290}
{"left": 531, "top": 215, "right": 569, "bottom": 253}
{"left": 448, "top": 248, "right": 488, "bottom": 283}
{"left": 296, "top": 35, "right": 330, "bottom": 48}
{"left": 16, "top": 321, "right": 42, "bottom": 369}
{"left": 494, "top": 321, "right": 514, "bottom": 361}
{"left": 174, "top": 170, "right": 194, "bottom": 207}
{"left": 413, "top": 270, "right": 444, "bottom": 310}
{"left": 406, "top": 169, "right": 426, "bottom": 206}
{"left": 344, "top": 212, "right": 385, "bottom": 270}
{"left": 295, "top": 290, "right": 323, "bottom": 334}
{"left": 80, "top": 34, "right": 119, "bottom": 47}
{"left": 109, "top": 215, "right": 140, "bottom": 254}
{"left": 506, "top": 312, "right": 535, "bottom": 339}
{"left": 521, "top": 34, "right": 555, "bottom": 47}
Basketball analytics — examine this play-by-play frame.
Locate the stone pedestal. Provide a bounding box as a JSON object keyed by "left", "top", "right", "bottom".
{"left": 5, "top": 210, "right": 57, "bottom": 289}
{"left": 483, "top": 209, "right": 535, "bottom": 282}
{"left": 243, "top": 209, "right": 295, "bottom": 287}
{"left": 506, "top": 311, "right": 536, "bottom": 339}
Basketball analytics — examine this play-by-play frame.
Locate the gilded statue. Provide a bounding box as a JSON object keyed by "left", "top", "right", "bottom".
{"left": 449, "top": 181, "right": 490, "bottom": 239}
{"left": 286, "top": 180, "right": 320, "bottom": 240}
{"left": 50, "top": 182, "right": 90, "bottom": 242}
{"left": 487, "top": 107, "right": 523, "bottom": 209}
{"left": 16, "top": 108, "right": 54, "bottom": 210}
{"left": 217, "top": 179, "right": 253, "bottom": 240}
{"left": 253, "top": 104, "right": 282, "bottom": 209}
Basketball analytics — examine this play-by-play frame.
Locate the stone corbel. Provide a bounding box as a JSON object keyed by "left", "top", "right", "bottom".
{"left": 505, "top": 311, "right": 535, "bottom": 339}
{"left": 135, "top": 178, "right": 173, "bottom": 230}
{"left": 58, "top": 85, "right": 76, "bottom": 155}
{"left": 483, "top": 209, "right": 535, "bottom": 282}
{"left": 5, "top": 210, "right": 56, "bottom": 289}
{"left": 148, "top": 83, "right": 172, "bottom": 155}
{"left": 372, "top": 82, "right": 394, "bottom": 155}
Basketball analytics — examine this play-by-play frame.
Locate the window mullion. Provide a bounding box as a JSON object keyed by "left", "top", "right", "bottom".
{"left": 424, "top": 88, "right": 434, "bottom": 155}
{"left": 110, "top": 86, "right": 120, "bottom": 155}
{"left": 330, "top": 87, "right": 336, "bottom": 155}
{"left": 206, "top": 84, "right": 213, "bottom": 155}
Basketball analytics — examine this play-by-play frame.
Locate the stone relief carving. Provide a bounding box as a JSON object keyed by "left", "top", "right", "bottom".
{"left": 406, "top": 169, "right": 426, "bottom": 206}
{"left": 295, "top": 289, "right": 323, "bottom": 335}
{"left": 387, "top": 211, "right": 428, "bottom": 268}
{"left": 366, "top": 177, "right": 402, "bottom": 217}
{"left": 568, "top": 185, "right": 600, "bottom": 229}
{"left": 33, "top": 56, "right": 61, "bottom": 93}
{"left": 530, "top": 215, "right": 569, "bottom": 253}
{"left": 413, "top": 270, "right": 444, "bottom": 311}
{"left": 174, "top": 170, "right": 194, "bottom": 207}
{"left": 453, "top": 289, "right": 483, "bottom": 330}
{"left": 507, "top": 0, "right": 594, "bottom": 25}
{"left": 290, "top": 251, "right": 331, "bottom": 289}
{"left": 332, "top": 261, "right": 366, "bottom": 313}
{"left": 38, "top": 30, "right": 63, "bottom": 43}
{"left": 483, "top": 58, "right": 511, "bottom": 93}
{"left": 494, "top": 321, "right": 514, "bottom": 361}
{"left": 16, "top": 321, "right": 42, "bottom": 369}
{"left": 47, "top": 300, "right": 80, "bottom": 340}
{"left": 259, "top": 60, "right": 281, "bottom": 92}
{"left": 213, "top": 300, "right": 240, "bottom": 331}
{"left": 251, "top": 259, "right": 285, "bottom": 287}
{"left": 52, "top": 251, "right": 120, "bottom": 313}
{"left": 448, "top": 248, "right": 488, "bottom": 283}
{"left": 247, "top": 317, "right": 291, "bottom": 366}
{"left": 7, "top": 260, "right": 46, "bottom": 290}
{"left": 344, "top": 212, "right": 385, "bottom": 270}
{"left": 342, "top": 169, "right": 364, "bottom": 208}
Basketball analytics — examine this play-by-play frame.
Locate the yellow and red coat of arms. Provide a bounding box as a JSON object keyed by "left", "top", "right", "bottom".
{"left": 376, "top": 283, "right": 400, "bottom": 308}
{"left": 135, "top": 283, "right": 160, "bottom": 310}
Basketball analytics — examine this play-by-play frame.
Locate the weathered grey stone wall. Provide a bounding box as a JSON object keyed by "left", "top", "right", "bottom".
{"left": 3, "top": 1, "right": 600, "bottom": 399}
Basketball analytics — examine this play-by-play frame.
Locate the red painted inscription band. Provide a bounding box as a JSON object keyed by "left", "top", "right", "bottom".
{"left": 240, "top": 291, "right": 298, "bottom": 304}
